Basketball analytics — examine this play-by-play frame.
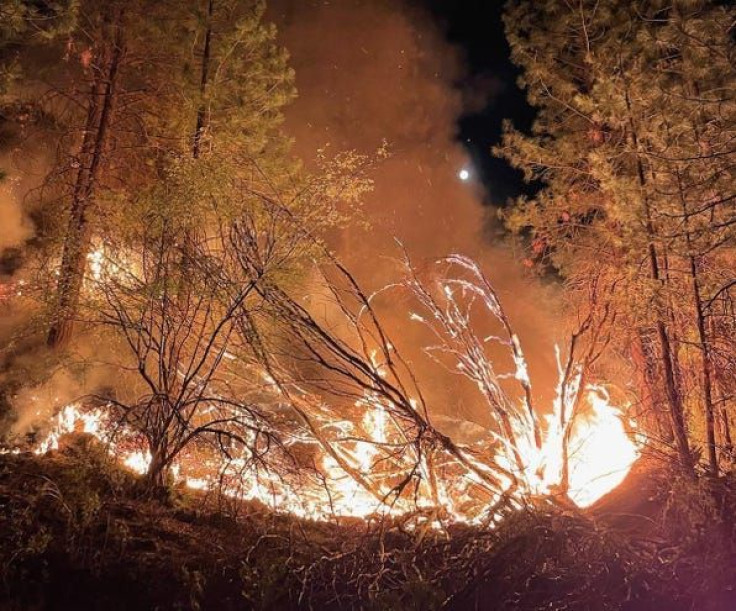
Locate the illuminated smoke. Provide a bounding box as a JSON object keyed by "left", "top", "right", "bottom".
{"left": 271, "top": 0, "right": 560, "bottom": 426}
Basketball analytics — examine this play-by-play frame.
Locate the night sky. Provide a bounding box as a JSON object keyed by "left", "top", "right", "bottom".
{"left": 419, "top": 0, "right": 537, "bottom": 205}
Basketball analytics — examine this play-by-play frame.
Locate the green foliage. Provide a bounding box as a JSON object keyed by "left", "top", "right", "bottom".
{"left": 0, "top": 0, "right": 78, "bottom": 42}
{"left": 0, "top": 0, "right": 78, "bottom": 183}
{"left": 146, "top": 0, "right": 297, "bottom": 161}
{"left": 0, "top": 438, "right": 129, "bottom": 589}
{"left": 499, "top": 0, "right": 735, "bottom": 284}
{"left": 2, "top": 451, "right": 736, "bottom": 609}
{"left": 371, "top": 578, "right": 445, "bottom": 610}
{"left": 180, "top": 565, "right": 206, "bottom": 611}
{"left": 0, "top": 0, "right": 78, "bottom": 99}
{"left": 656, "top": 474, "right": 736, "bottom": 602}
{"left": 240, "top": 552, "right": 299, "bottom": 610}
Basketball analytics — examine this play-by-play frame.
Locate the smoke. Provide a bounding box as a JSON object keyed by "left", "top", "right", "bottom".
{"left": 0, "top": 176, "right": 33, "bottom": 252}
{"left": 0, "top": 142, "right": 42, "bottom": 257}
{"left": 4, "top": 331, "right": 141, "bottom": 441}
{"left": 0, "top": 106, "right": 57, "bottom": 260}
{"left": 4, "top": 0, "right": 562, "bottom": 438}
{"left": 0, "top": 125, "right": 54, "bottom": 354}
{"left": 271, "top": 0, "right": 561, "bottom": 423}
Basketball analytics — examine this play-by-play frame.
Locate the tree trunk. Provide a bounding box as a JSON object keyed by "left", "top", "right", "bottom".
{"left": 178, "top": 0, "right": 214, "bottom": 298}
{"left": 671, "top": 78, "right": 720, "bottom": 474}
{"left": 651, "top": 261, "right": 692, "bottom": 470}
{"left": 676, "top": 170, "right": 718, "bottom": 475}
{"left": 47, "top": 12, "right": 126, "bottom": 348}
{"left": 146, "top": 444, "right": 170, "bottom": 491}
{"left": 559, "top": 369, "right": 588, "bottom": 497}
{"left": 624, "top": 90, "right": 693, "bottom": 472}
{"left": 192, "top": 0, "right": 214, "bottom": 159}
{"left": 690, "top": 254, "right": 718, "bottom": 474}
{"left": 632, "top": 332, "right": 672, "bottom": 442}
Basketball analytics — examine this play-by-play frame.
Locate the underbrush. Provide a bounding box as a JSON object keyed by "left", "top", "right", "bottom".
{"left": 0, "top": 439, "right": 735, "bottom": 610}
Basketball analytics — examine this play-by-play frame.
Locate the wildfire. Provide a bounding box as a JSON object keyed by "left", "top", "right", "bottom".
{"left": 30, "top": 375, "right": 640, "bottom": 523}
{"left": 562, "top": 388, "right": 641, "bottom": 507}
{"left": 508, "top": 385, "right": 641, "bottom": 507}
{"left": 24, "top": 250, "right": 642, "bottom": 523}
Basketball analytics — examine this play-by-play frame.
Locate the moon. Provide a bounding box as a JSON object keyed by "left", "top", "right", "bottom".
{"left": 458, "top": 168, "right": 470, "bottom": 181}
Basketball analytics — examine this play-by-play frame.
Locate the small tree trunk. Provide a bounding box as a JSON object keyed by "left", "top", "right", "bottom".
{"left": 177, "top": 0, "right": 214, "bottom": 300}
{"left": 668, "top": 104, "right": 719, "bottom": 473}
{"left": 146, "top": 445, "right": 170, "bottom": 491}
{"left": 558, "top": 372, "right": 588, "bottom": 497}
{"left": 692, "top": 264, "right": 719, "bottom": 476}
{"left": 719, "top": 393, "right": 733, "bottom": 459}
{"left": 192, "top": 0, "right": 214, "bottom": 160}
{"left": 712, "top": 335, "right": 733, "bottom": 462}
{"left": 632, "top": 332, "right": 671, "bottom": 442}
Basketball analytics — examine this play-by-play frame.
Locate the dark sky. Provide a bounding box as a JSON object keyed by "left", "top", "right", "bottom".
{"left": 419, "top": 0, "right": 537, "bottom": 205}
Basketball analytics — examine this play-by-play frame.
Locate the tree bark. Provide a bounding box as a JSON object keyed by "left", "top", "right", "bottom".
{"left": 192, "top": 0, "right": 214, "bottom": 159}
{"left": 676, "top": 169, "right": 718, "bottom": 475}
{"left": 178, "top": 0, "right": 214, "bottom": 299}
{"left": 689, "top": 254, "right": 718, "bottom": 474}
{"left": 632, "top": 331, "right": 672, "bottom": 442}
{"left": 670, "top": 69, "right": 721, "bottom": 474}
{"left": 47, "top": 11, "right": 126, "bottom": 348}
{"left": 146, "top": 444, "right": 170, "bottom": 491}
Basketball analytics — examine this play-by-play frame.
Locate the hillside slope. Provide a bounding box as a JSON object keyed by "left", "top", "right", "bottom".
{"left": 1, "top": 440, "right": 735, "bottom": 610}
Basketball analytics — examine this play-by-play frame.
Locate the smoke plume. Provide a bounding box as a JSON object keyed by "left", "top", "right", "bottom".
{"left": 271, "top": 0, "right": 560, "bottom": 423}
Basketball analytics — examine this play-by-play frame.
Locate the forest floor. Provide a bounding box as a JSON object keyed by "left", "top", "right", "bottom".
{"left": 1, "top": 435, "right": 735, "bottom": 610}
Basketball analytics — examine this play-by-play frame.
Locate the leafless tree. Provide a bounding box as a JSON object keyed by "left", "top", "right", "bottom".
{"left": 95, "top": 226, "right": 280, "bottom": 490}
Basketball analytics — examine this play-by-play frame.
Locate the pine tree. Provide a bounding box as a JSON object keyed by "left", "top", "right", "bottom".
{"left": 1, "top": 0, "right": 78, "bottom": 180}
{"left": 158, "top": 0, "right": 297, "bottom": 287}
{"left": 642, "top": 2, "right": 736, "bottom": 473}
{"left": 45, "top": 2, "right": 128, "bottom": 347}
{"left": 498, "top": 0, "right": 736, "bottom": 473}
{"left": 178, "top": 0, "right": 296, "bottom": 162}
{"left": 3, "top": 0, "right": 296, "bottom": 347}
{"left": 1, "top": 0, "right": 78, "bottom": 94}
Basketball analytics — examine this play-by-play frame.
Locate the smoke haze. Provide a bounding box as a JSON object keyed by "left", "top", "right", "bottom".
{"left": 4, "top": 0, "right": 561, "bottom": 437}
{"left": 271, "top": 0, "right": 560, "bottom": 422}
{"left": 0, "top": 177, "right": 33, "bottom": 252}
{"left": 0, "top": 143, "right": 44, "bottom": 256}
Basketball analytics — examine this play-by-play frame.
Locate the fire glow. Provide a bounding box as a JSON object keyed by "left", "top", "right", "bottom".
{"left": 27, "top": 248, "right": 642, "bottom": 524}
{"left": 33, "top": 377, "right": 640, "bottom": 522}
{"left": 512, "top": 385, "right": 641, "bottom": 508}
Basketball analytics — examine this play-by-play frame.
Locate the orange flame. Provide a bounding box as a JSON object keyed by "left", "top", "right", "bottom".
{"left": 31, "top": 378, "right": 641, "bottom": 524}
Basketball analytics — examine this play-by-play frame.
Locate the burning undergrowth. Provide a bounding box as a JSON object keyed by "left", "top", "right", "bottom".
{"left": 1, "top": 0, "right": 642, "bottom": 539}
{"left": 8, "top": 222, "right": 642, "bottom": 525}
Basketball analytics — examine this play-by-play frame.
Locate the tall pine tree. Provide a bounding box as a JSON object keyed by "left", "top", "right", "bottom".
{"left": 499, "top": 0, "right": 735, "bottom": 473}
